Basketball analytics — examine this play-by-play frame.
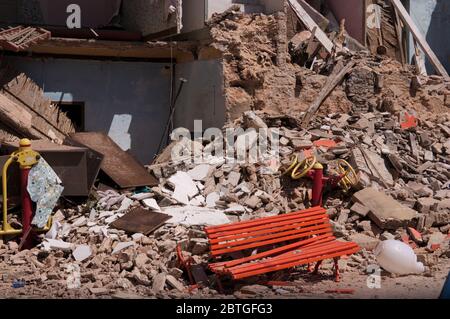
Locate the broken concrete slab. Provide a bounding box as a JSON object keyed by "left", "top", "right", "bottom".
{"left": 166, "top": 274, "right": 185, "bottom": 292}
{"left": 206, "top": 192, "right": 220, "bottom": 208}
{"left": 350, "top": 202, "right": 370, "bottom": 217}
{"left": 407, "top": 181, "right": 434, "bottom": 197}
{"left": 187, "top": 164, "right": 211, "bottom": 181}
{"left": 152, "top": 273, "right": 166, "bottom": 292}
{"left": 168, "top": 171, "right": 199, "bottom": 204}
{"left": 72, "top": 245, "right": 92, "bottom": 262}
{"left": 352, "top": 188, "right": 418, "bottom": 230}
{"left": 416, "top": 197, "right": 439, "bottom": 214}
{"left": 112, "top": 241, "right": 135, "bottom": 255}
{"left": 349, "top": 233, "right": 380, "bottom": 251}
{"left": 227, "top": 171, "right": 241, "bottom": 187}
{"left": 243, "top": 111, "right": 268, "bottom": 130}
{"left": 42, "top": 239, "right": 73, "bottom": 251}
{"left": 142, "top": 198, "right": 161, "bottom": 212}
{"left": 163, "top": 206, "right": 230, "bottom": 226}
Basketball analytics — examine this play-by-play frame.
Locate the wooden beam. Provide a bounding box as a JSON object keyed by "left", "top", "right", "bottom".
{"left": 301, "top": 60, "right": 356, "bottom": 128}
{"left": 0, "top": 93, "right": 40, "bottom": 139}
{"left": 389, "top": 0, "right": 449, "bottom": 78}
{"left": 28, "top": 38, "right": 196, "bottom": 63}
{"left": 287, "top": 0, "right": 334, "bottom": 54}
{"left": 393, "top": 5, "right": 406, "bottom": 65}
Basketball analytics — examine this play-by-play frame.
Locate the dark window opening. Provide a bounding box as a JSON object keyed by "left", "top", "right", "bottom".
{"left": 56, "top": 102, "right": 85, "bottom": 132}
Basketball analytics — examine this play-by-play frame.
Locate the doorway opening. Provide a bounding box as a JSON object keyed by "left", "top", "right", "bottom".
{"left": 56, "top": 101, "right": 85, "bottom": 132}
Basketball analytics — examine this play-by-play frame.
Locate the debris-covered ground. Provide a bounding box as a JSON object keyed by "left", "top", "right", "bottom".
{"left": 1, "top": 106, "right": 449, "bottom": 298}
{"left": 1, "top": 8, "right": 450, "bottom": 299}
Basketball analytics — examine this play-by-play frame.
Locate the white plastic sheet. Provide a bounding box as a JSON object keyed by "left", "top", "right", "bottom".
{"left": 28, "top": 158, "right": 64, "bottom": 228}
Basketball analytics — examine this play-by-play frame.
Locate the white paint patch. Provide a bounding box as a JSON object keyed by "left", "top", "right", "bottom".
{"left": 108, "top": 114, "right": 132, "bottom": 151}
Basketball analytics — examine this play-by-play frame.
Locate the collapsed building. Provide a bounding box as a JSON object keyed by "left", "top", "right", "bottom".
{"left": 0, "top": 0, "right": 449, "bottom": 298}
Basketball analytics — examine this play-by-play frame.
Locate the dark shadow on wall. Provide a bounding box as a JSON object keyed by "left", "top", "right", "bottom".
{"left": 18, "top": 0, "right": 44, "bottom": 25}
{"left": 426, "top": 0, "right": 450, "bottom": 74}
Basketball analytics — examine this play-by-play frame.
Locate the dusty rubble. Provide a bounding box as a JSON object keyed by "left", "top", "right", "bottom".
{"left": 2, "top": 105, "right": 449, "bottom": 298}
{"left": 208, "top": 8, "right": 449, "bottom": 121}
{"left": 1, "top": 8, "right": 450, "bottom": 299}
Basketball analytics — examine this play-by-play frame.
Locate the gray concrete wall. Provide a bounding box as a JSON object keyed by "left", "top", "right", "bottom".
{"left": 180, "top": 0, "right": 284, "bottom": 34}
{"left": 406, "top": 0, "right": 450, "bottom": 74}
{"left": 4, "top": 56, "right": 172, "bottom": 164}
{"left": 326, "top": 0, "right": 365, "bottom": 43}
{"left": 260, "top": 0, "right": 285, "bottom": 14}
{"left": 0, "top": 0, "right": 121, "bottom": 28}
{"left": 182, "top": 0, "right": 206, "bottom": 33}
{"left": 0, "top": 0, "right": 17, "bottom": 24}
{"left": 122, "top": 0, "right": 182, "bottom": 37}
{"left": 174, "top": 60, "right": 226, "bottom": 132}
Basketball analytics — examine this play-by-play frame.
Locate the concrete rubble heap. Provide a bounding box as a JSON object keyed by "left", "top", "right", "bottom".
{"left": 2, "top": 107, "right": 449, "bottom": 298}
{"left": 1, "top": 8, "right": 450, "bottom": 299}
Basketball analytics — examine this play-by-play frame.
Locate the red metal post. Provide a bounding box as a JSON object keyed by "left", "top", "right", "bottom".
{"left": 311, "top": 166, "right": 324, "bottom": 207}
{"left": 20, "top": 167, "right": 33, "bottom": 249}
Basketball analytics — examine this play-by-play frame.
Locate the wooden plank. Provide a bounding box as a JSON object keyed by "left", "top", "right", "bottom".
{"left": 29, "top": 37, "right": 196, "bottom": 63}
{"left": 287, "top": 0, "right": 334, "bottom": 54}
{"left": 0, "top": 93, "right": 37, "bottom": 138}
{"left": 301, "top": 60, "right": 355, "bottom": 128}
{"left": 110, "top": 208, "right": 171, "bottom": 235}
{"left": 67, "top": 132, "right": 158, "bottom": 188}
{"left": 390, "top": 0, "right": 449, "bottom": 78}
{"left": 393, "top": 5, "right": 406, "bottom": 65}
{"left": 297, "top": 0, "right": 329, "bottom": 31}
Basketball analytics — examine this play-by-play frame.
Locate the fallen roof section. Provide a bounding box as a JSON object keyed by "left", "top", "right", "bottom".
{"left": 0, "top": 26, "right": 51, "bottom": 52}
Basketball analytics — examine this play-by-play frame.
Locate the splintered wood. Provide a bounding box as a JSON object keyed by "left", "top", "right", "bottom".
{"left": 390, "top": 0, "right": 449, "bottom": 79}
{"left": 0, "top": 26, "right": 51, "bottom": 52}
{"left": 288, "top": 0, "right": 334, "bottom": 54}
{"left": 0, "top": 72, "right": 75, "bottom": 141}
{"left": 301, "top": 60, "right": 356, "bottom": 128}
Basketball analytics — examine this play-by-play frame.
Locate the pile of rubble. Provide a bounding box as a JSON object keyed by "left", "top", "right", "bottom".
{"left": 1, "top": 7, "right": 450, "bottom": 299}
{"left": 208, "top": 7, "right": 449, "bottom": 121}
{"left": 2, "top": 105, "right": 448, "bottom": 298}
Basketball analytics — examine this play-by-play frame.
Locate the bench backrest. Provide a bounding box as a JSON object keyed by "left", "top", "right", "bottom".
{"left": 205, "top": 207, "right": 333, "bottom": 257}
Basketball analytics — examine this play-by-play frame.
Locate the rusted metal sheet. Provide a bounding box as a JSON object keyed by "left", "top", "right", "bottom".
{"left": 63, "top": 139, "right": 104, "bottom": 195}
{"left": 0, "top": 26, "right": 51, "bottom": 52}
{"left": 1, "top": 140, "right": 100, "bottom": 197}
{"left": 110, "top": 208, "right": 171, "bottom": 235}
{"left": 66, "top": 132, "right": 158, "bottom": 189}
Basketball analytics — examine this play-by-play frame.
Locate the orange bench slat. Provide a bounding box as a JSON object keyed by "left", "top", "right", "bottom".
{"left": 205, "top": 207, "right": 326, "bottom": 235}
{"left": 230, "top": 245, "right": 360, "bottom": 280}
{"left": 209, "top": 213, "right": 330, "bottom": 245}
{"left": 209, "top": 233, "right": 335, "bottom": 270}
{"left": 211, "top": 226, "right": 332, "bottom": 256}
{"left": 207, "top": 211, "right": 329, "bottom": 240}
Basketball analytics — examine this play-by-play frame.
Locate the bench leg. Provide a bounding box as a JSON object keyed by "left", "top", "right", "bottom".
{"left": 333, "top": 257, "right": 341, "bottom": 282}
{"left": 215, "top": 274, "right": 225, "bottom": 294}
{"left": 313, "top": 260, "right": 323, "bottom": 274}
